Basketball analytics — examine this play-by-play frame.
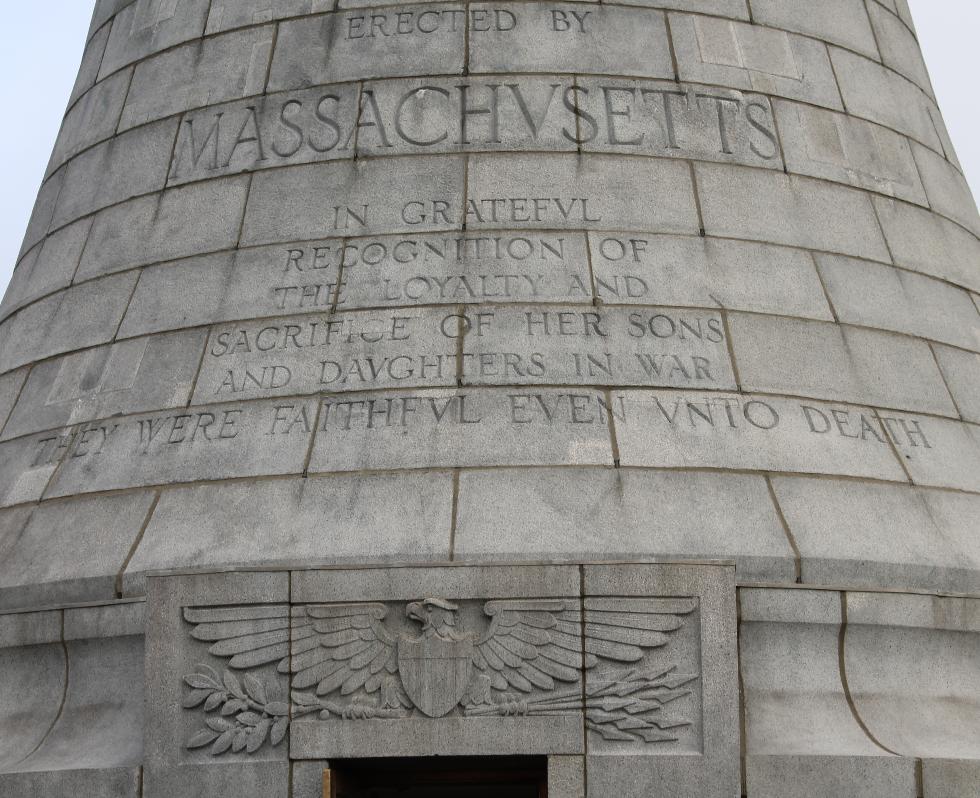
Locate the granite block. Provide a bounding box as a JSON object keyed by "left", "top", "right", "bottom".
{"left": 206, "top": 0, "right": 333, "bottom": 34}
{"left": 589, "top": 234, "right": 832, "bottom": 320}
{"left": 0, "top": 272, "right": 139, "bottom": 375}
{"left": 932, "top": 344, "right": 980, "bottom": 423}
{"left": 873, "top": 195, "right": 980, "bottom": 293}
{"left": 0, "top": 218, "right": 92, "bottom": 322}
{"left": 454, "top": 467, "right": 796, "bottom": 583}
{"left": 39, "top": 397, "right": 317, "bottom": 499}
{"left": 2, "top": 329, "right": 207, "bottom": 441}
{"left": 307, "top": 387, "right": 615, "bottom": 472}
{"left": 749, "top": 0, "right": 878, "bottom": 57}
{"left": 99, "top": 0, "right": 210, "bottom": 79}
{"left": 774, "top": 99, "right": 927, "bottom": 204}
{"left": 48, "top": 68, "right": 132, "bottom": 177}
{"left": 739, "top": 588, "right": 883, "bottom": 756}
{"left": 468, "top": 4, "right": 673, "bottom": 79}
{"left": 78, "top": 176, "right": 250, "bottom": 282}
{"left": 922, "top": 759, "right": 980, "bottom": 798}
{"left": 867, "top": 0, "right": 932, "bottom": 95}
{"left": 746, "top": 755, "right": 915, "bottom": 798}
{"left": 122, "top": 472, "right": 453, "bottom": 595}
{"left": 120, "top": 25, "right": 276, "bottom": 130}
{"left": 468, "top": 153, "right": 699, "bottom": 234}
{"left": 771, "top": 477, "right": 980, "bottom": 595}
{"left": 0, "top": 768, "right": 140, "bottom": 797}
{"left": 51, "top": 118, "right": 179, "bottom": 229}
{"left": 670, "top": 14, "right": 843, "bottom": 110}
{"left": 69, "top": 23, "right": 113, "bottom": 108}
{"left": 696, "top": 164, "right": 890, "bottom": 261}
{"left": 844, "top": 592, "right": 980, "bottom": 758}
{"left": 241, "top": 156, "right": 466, "bottom": 246}
{"left": 0, "top": 492, "right": 156, "bottom": 611}
{"left": 729, "top": 314, "right": 958, "bottom": 416}
{"left": 615, "top": 390, "right": 909, "bottom": 482}
{"left": 911, "top": 141, "right": 980, "bottom": 237}
{"left": 829, "top": 47, "right": 942, "bottom": 152}
{"left": 898, "top": 416, "right": 980, "bottom": 493}
{"left": 0, "top": 368, "right": 28, "bottom": 432}
{"left": 815, "top": 254, "right": 980, "bottom": 351}
{"left": 268, "top": 4, "right": 466, "bottom": 91}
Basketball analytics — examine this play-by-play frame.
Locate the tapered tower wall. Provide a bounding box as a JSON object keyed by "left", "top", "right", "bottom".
{"left": 0, "top": 0, "right": 978, "bottom": 796}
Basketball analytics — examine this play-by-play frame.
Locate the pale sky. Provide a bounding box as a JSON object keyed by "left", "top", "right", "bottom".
{"left": 0, "top": 1, "right": 978, "bottom": 296}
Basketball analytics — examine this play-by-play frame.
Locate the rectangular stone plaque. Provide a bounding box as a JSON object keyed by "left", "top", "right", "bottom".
{"left": 144, "top": 563, "right": 736, "bottom": 796}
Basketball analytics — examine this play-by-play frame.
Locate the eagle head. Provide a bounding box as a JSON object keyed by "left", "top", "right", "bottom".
{"left": 406, "top": 598, "right": 461, "bottom": 639}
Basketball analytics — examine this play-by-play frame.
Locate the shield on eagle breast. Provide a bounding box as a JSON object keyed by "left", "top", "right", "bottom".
{"left": 397, "top": 636, "right": 474, "bottom": 717}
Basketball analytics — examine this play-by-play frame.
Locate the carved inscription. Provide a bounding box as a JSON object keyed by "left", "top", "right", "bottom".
{"left": 195, "top": 306, "right": 733, "bottom": 400}
{"left": 169, "top": 77, "right": 778, "bottom": 184}
{"left": 181, "top": 596, "right": 701, "bottom": 755}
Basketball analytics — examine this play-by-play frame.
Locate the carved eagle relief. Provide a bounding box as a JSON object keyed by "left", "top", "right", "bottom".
{"left": 183, "top": 597, "right": 699, "bottom": 752}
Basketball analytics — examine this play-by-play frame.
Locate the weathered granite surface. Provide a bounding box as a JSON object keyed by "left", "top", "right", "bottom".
{"left": 1, "top": 0, "right": 979, "bottom": 794}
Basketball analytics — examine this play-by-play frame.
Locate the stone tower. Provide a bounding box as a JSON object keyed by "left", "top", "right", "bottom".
{"left": 0, "top": 0, "right": 978, "bottom": 796}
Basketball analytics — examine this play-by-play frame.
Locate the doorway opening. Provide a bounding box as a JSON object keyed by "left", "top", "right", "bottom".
{"left": 329, "top": 755, "right": 548, "bottom": 797}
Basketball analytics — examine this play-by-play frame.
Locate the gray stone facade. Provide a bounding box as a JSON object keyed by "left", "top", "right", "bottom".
{"left": 0, "top": 0, "right": 978, "bottom": 795}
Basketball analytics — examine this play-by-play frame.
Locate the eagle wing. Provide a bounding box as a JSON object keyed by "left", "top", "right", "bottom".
{"left": 184, "top": 603, "right": 398, "bottom": 697}
{"left": 474, "top": 599, "right": 584, "bottom": 693}
{"left": 475, "top": 597, "right": 697, "bottom": 694}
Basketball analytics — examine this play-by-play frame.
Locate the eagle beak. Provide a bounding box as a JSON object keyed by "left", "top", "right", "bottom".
{"left": 406, "top": 602, "right": 424, "bottom": 623}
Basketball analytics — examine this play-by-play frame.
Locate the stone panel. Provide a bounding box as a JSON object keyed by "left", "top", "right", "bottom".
{"left": 78, "top": 176, "right": 250, "bottom": 281}
{"left": 240, "top": 156, "right": 466, "bottom": 246}
{"left": 468, "top": 154, "right": 699, "bottom": 234}
{"left": 670, "top": 14, "right": 843, "bottom": 110}
{"left": 815, "top": 255, "right": 980, "bottom": 351}
{"left": 616, "top": 390, "right": 909, "bottom": 482}
{"left": 3, "top": 330, "right": 207, "bottom": 441}
{"left": 308, "top": 387, "right": 615, "bottom": 472}
{"left": 729, "top": 314, "right": 958, "bottom": 416}
{"left": 99, "top": 0, "right": 211, "bottom": 79}
{"left": 454, "top": 467, "right": 796, "bottom": 583}
{"left": 590, "top": 235, "right": 832, "bottom": 320}
{"left": 772, "top": 477, "right": 980, "bottom": 595}
{"left": 468, "top": 4, "right": 673, "bottom": 79}
{"left": 773, "top": 100, "right": 927, "bottom": 204}
{"left": 268, "top": 5, "right": 466, "bottom": 91}
{"left": 749, "top": 0, "right": 878, "bottom": 57}
{"left": 932, "top": 344, "right": 980, "bottom": 423}
{"left": 696, "top": 165, "right": 890, "bottom": 262}
{"left": 873, "top": 195, "right": 980, "bottom": 293}
{"left": 0, "top": 492, "right": 155, "bottom": 612}
{"left": 120, "top": 25, "right": 276, "bottom": 129}
{"left": 17, "top": 167, "right": 66, "bottom": 261}
{"left": 0, "top": 272, "right": 139, "bottom": 375}
{"left": 122, "top": 472, "right": 453, "bottom": 595}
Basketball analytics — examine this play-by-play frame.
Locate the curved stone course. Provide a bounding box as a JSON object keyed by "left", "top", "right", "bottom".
{"left": 0, "top": 0, "right": 978, "bottom": 795}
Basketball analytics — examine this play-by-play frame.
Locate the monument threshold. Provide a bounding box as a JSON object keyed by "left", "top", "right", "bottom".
{"left": 0, "top": 0, "right": 977, "bottom": 796}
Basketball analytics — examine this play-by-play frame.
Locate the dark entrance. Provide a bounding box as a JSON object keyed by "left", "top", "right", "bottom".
{"left": 330, "top": 756, "right": 548, "bottom": 798}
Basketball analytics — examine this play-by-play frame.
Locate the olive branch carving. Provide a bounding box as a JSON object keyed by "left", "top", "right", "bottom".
{"left": 182, "top": 664, "right": 289, "bottom": 756}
